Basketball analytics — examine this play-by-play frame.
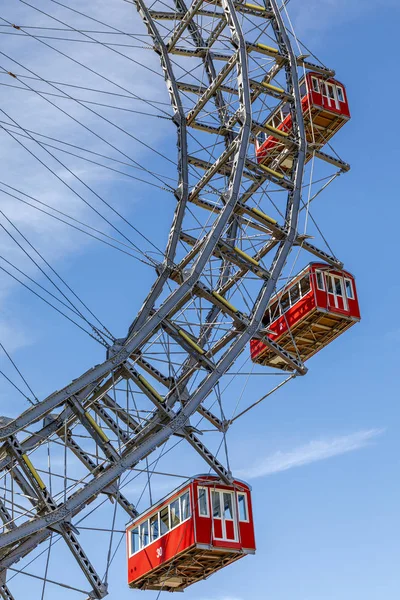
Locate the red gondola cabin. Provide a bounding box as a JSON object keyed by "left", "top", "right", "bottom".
{"left": 126, "top": 475, "right": 255, "bottom": 592}
{"left": 255, "top": 72, "right": 350, "bottom": 170}
{"left": 251, "top": 263, "right": 360, "bottom": 369}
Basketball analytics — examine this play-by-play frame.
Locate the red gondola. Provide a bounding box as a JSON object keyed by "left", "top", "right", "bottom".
{"left": 251, "top": 263, "right": 360, "bottom": 369}
{"left": 255, "top": 72, "right": 350, "bottom": 169}
{"left": 126, "top": 475, "right": 255, "bottom": 592}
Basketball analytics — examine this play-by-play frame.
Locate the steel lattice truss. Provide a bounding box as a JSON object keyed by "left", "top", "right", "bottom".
{"left": 0, "top": 0, "right": 348, "bottom": 598}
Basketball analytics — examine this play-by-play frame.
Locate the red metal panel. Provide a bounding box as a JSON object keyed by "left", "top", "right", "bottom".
{"left": 127, "top": 519, "right": 195, "bottom": 585}
{"left": 307, "top": 73, "right": 350, "bottom": 118}
{"left": 311, "top": 265, "right": 360, "bottom": 320}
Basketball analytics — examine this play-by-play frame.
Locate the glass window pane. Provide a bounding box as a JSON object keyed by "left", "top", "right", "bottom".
{"left": 150, "top": 513, "right": 159, "bottom": 543}
{"left": 262, "top": 308, "right": 271, "bottom": 327}
{"left": 211, "top": 491, "right": 221, "bottom": 518}
{"left": 140, "top": 520, "right": 149, "bottom": 549}
{"left": 180, "top": 492, "right": 191, "bottom": 521}
{"left": 300, "top": 275, "right": 311, "bottom": 297}
{"left": 334, "top": 278, "right": 343, "bottom": 296}
{"left": 316, "top": 271, "right": 325, "bottom": 291}
{"left": 290, "top": 283, "right": 300, "bottom": 305}
{"left": 269, "top": 301, "right": 279, "bottom": 323}
{"left": 198, "top": 488, "right": 208, "bottom": 517}
{"left": 160, "top": 506, "right": 169, "bottom": 535}
{"left": 238, "top": 494, "right": 248, "bottom": 522}
{"left": 280, "top": 292, "right": 290, "bottom": 313}
{"left": 337, "top": 87, "right": 344, "bottom": 102}
{"left": 345, "top": 279, "right": 354, "bottom": 299}
{"left": 223, "top": 493, "right": 233, "bottom": 520}
{"left": 131, "top": 527, "right": 140, "bottom": 554}
{"left": 170, "top": 498, "right": 180, "bottom": 528}
{"left": 312, "top": 77, "right": 319, "bottom": 93}
{"left": 327, "top": 276, "right": 333, "bottom": 294}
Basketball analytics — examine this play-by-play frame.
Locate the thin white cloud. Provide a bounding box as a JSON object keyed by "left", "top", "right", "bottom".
{"left": 238, "top": 429, "right": 384, "bottom": 479}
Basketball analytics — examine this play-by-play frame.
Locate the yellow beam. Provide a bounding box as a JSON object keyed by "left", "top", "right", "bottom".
{"left": 234, "top": 246, "right": 260, "bottom": 267}
{"left": 251, "top": 207, "right": 277, "bottom": 225}
{"left": 259, "top": 164, "right": 284, "bottom": 179}
{"left": 178, "top": 329, "right": 205, "bottom": 355}
{"left": 137, "top": 374, "right": 165, "bottom": 404}
{"left": 84, "top": 411, "right": 109, "bottom": 443}
{"left": 212, "top": 291, "right": 238, "bottom": 313}
{"left": 22, "top": 454, "right": 46, "bottom": 490}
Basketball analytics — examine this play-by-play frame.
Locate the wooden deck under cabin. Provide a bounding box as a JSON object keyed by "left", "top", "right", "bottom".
{"left": 128, "top": 543, "right": 249, "bottom": 592}
{"left": 252, "top": 307, "right": 358, "bottom": 370}
{"left": 257, "top": 103, "right": 349, "bottom": 172}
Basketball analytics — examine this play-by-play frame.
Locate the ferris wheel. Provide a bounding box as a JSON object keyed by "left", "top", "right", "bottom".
{"left": 0, "top": 0, "right": 357, "bottom": 598}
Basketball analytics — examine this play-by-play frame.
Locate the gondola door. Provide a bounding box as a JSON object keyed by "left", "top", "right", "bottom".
{"left": 327, "top": 274, "right": 347, "bottom": 311}
{"left": 211, "top": 490, "right": 238, "bottom": 542}
{"left": 323, "top": 81, "right": 340, "bottom": 111}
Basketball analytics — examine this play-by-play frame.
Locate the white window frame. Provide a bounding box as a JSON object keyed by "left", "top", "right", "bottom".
{"left": 311, "top": 76, "right": 320, "bottom": 93}
{"left": 149, "top": 512, "right": 160, "bottom": 544}
{"left": 198, "top": 486, "right": 210, "bottom": 518}
{"left": 289, "top": 282, "right": 301, "bottom": 307}
{"left": 336, "top": 85, "right": 344, "bottom": 103}
{"left": 180, "top": 491, "right": 191, "bottom": 521}
{"left": 129, "top": 526, "right": 140, "bottom": 557}
{"left": 315, "top": 270, "right": 325, "bottom": 291}
{"left": 169, "top": 496, "right": 181, "bottom": 529}
{"left": 139, "top": 519, "right": 149, "bottom": 552}
{"left": 129, "top": 491, "right": 193, "bottom": 556}
{"left": 325, "top": 82, "right": 335, "bottom": 100}
{"left": 237, "top": 492, "right": 249, "bottom": 523}
{"left": 344, "top": 278, "right": 354, "bottom": 300}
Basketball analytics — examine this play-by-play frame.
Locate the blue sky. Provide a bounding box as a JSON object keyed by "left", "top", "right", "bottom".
{"left": 1, "top": 0, "right": 400, "bottom": 598}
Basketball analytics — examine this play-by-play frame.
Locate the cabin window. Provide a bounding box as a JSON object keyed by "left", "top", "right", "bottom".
{"left": 131, "top": 527, "right": 140, "bottom": 554}
{"left": 211, "top": 491, "right": 221, "bottom": 518}
{"left": 289, "top": 282, "right": 300, "bottom": 306}
{"left": 299, "top": 274, "right": 311, "bottom": 297}
{"left": 180, "top": 491, "right": 191, "bottom": 520}
{"left": 170, "top": 498, "right": 181, "bottom": 528}
{"left": 223, "top": 493, "right": 234, "bottom": 520}
{"left": 237, "top": 493, "right": 248, "bottom": 522}
{"left": 315, "top": 270, "right": 325, "bottom": 291}
{"left": 198, "top": 487, "right": 209, "bottom": 517}
{"left": 311, "top": 76, "right": 320, "bottom": 93}
{"left": 262, "top": 308, "right": 271, "bottom": 327}
{"left": 336, "top": 86, "right": 344, "bottom": 102}
{"left": 300, "top": 83, "right": 306, "bottom": 96}
{"left": 326, "top": 83, "right": 335, "bottom": 100}
{"left": 334, "top": 277, "right": 343, "bottom": 296}
{"left": 344, "top": 278, "right": 354, "bottom": 299}
{"left": 150, "top": 514, "right": 160, "bottom": 542}
{"left": 327, "top": 275, "right": 333, "bottom": 294}
{"left": 160, "top": 506, "right": 170, "bottom": 534}
{"left": 269, "top": 300, "right": 279, "bottom": 322}
{"left": 139, "top": 520, "right": 149, "bottom": 549}
{"left": 280, "top": 291, "right": 290, "bottom": 314}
